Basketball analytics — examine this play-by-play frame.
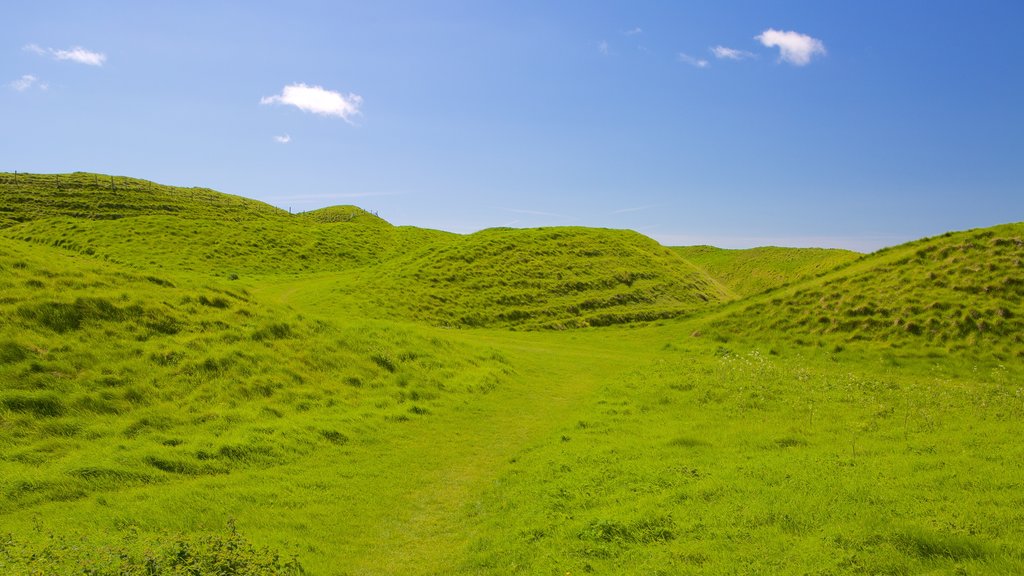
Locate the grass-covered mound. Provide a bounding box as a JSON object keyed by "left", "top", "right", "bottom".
{"left": 2, "top": 215, "right": 451, "bottom": 276}
{"left": 298, "top": 204, "right": 390, "bottom": 226}
{"left": 701, "top": 223, "right": 1024, "bottom": 357}
{"left": 284, "top": 226, "right": 730, "bottom": 329}
{"left": 0, "top": 172, "right": 284, "bottom": 227}
{"left": 673, "top": 245, "right": 861, "bottom": 298}
{"left": 1, "top": 173, "right": 731, "bottom": 327}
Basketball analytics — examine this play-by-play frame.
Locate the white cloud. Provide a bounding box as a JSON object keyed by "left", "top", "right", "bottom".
{"left": 52, "top": 46, "right": 106, "bottom": 66}
{"left": 598, "top": 40, "right": 610, "bottom": 55}
{"left": 677, "top": 53, "right": 709, "bottom": 68}
{"left": 25, "top": 44, "right": 106, "bottom": 66}
{"left": 261, "top": 83, "right": 363, "bottom": 122}
{"left": 273, "top": 134, "right": 292, "bottom": 144}
{"left": 10, "top": 74, "right": 38, "bottom": 91}
{"left": 755, "top": 29, "right": 826, "bottom": 66}
{"left": 624, "top": 27, "right": 643, "bottom": 36}
{"left": 711, "top": 45, "right": 754, "bottom": 60}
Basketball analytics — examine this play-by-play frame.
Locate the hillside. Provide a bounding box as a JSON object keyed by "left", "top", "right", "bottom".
{"left": 1, "top": 173, "right": 728, "bottom": 327}
{"left": 1, "top": 214, "right": 452, "bottom": 276}
{"left": 699, "top": 223, "right": 1024, "bottom": 358}
{"left": 2, "top": 172, "right": 1023, "bottom": 575}
{"left": 266, "top": 226, "right": 731, "bottom": 329}
{"left": 672, "top": 245, "right": 861, "bottom": 298}
{"left": 0, "top": 172, "right": 285, "bottom": 226}
{"left": 0, "top": 235, "right": 512, "bottom": 515}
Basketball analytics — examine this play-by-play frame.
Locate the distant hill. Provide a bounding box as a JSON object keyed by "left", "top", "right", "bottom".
{"left": 0, "top": 173, "right": 728, "bottom": 328}
{"left": 672, "top": 245, "right": 861, "bottom": 298}
{"left": 271, "top": 226, "right": 731, "bottom": 329}
{"left": 0, "top": 172, "right": 285, "bottom": 226}
{"left": 700, "top": 223, "right": 1024, "bottom": 358}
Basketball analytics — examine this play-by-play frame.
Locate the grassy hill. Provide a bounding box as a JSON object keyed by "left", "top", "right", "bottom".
{"left": 280, "top": 226, "right": 730, "bottom": 329}
{"left": 672, "top": 245, "right": 861, "bottom": 298}
{"left": 0, "top": 235, "right": 512, "bottom": 514}
{"left": 2, "top": 172, "right": 1023, "bottom": 575}
{"left": 0, "top": 172, "right": 285, "bottom": 226}
{"left": 0, "top": 173, "right": 728, "bottom": 327}
{"left": 699, "top": 223, "right": 1024, "bottom": 358}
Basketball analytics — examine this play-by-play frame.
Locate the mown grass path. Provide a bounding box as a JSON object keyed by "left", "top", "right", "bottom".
{"left": 333, "top": 330, "right": 648, "bottom": 575}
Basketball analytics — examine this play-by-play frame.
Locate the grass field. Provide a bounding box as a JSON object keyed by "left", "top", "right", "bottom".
{"left": 1, "top": 173, "right": 1022, "bottom": 575}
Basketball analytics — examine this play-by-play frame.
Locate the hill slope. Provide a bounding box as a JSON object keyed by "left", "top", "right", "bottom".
{"left": 700, "top": 223, "right": 1024, "bottom": 357}
{"left": 1, "top": 173, "right": 729, "bottom": 328}
{"left": 0, "top": 172, "right": 285, "bottom": 226}
{"left": 268, "top": 226, "right": 730, "bottom": 329}
{"left": 672, "top": 245, "right": 861, "bottom": 298}
{"left": 0, "top": 236, "right": 512, "bottom": 515}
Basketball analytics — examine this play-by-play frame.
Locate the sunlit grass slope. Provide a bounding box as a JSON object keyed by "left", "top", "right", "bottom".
{"left": 270, "top": 226, "right": 730, "bottom": 329}
{"left": 672, "top": 245, "right": 861, "bottom": 298}
{"left": 0, "top": 236, "right": 511, "bottom": 516}
{"left": 2, "top": 215, "right": 452, "bottom": 276}
{"left": 2, "top": 172, "right": 1023, "bottom": 575}
{"left": 455, "top": 338, "right": 1024, "bottom": 575}
{"left": 1, "top": 173, "right": 730, "bottom": 327}
{"left": 0, "top": 172, "right": 285, "bottom": 226}
{"left": 700, "top": 223, "right": 1024, "bottom": 358}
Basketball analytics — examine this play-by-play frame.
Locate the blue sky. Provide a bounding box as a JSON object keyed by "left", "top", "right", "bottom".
{"left": 3, "top": 1, "right": 1022, "bottom": 251}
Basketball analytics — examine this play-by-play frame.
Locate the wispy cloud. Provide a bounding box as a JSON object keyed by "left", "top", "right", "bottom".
{"left": 261, "top": 83, "right": 363, "bottom": 122}
{"left": 501, "top": 207, "right": 575, "bottom": 219}
{"left": 267, "top": 191, "right": 400, "bottom": 202}
{"left": 755, "top": 29, "right": 826, "bottom": 66}
{"left": 677, "top": 53, "right": 709, "bottom": 68}
{"left": 9, "top": 74, "right": 47, "bottom": 92}
{"left": 624, "top": 27, "right": 643, "bottom": 36}
{"left": 273, "top": 134, "right": 291, "bottom": 144}
{"left": 25, "top": 44, "right": 106, "bottom": 66}
{"left": 610, "top": 205, "right": 657, "bottom": 215}
{"left": 710, "top": 45, "right": 755, "bottom": 60}
{"left": 598, "top": 40, "right": 610, "bottom": 56}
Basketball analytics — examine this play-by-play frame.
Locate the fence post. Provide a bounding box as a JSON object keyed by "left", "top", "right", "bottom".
{"left": 110, "top": 175, "right": 116, "bottom": 192}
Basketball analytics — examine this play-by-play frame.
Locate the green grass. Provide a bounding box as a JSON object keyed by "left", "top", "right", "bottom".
{"left": 700, "top": 223, "right": 1024, "bottom": 360}
{"left": 1, "top": 173, "right": 1022, "bottom": 574}
{"left": 672, "top": 245, "right": 861, "bottom": 298}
